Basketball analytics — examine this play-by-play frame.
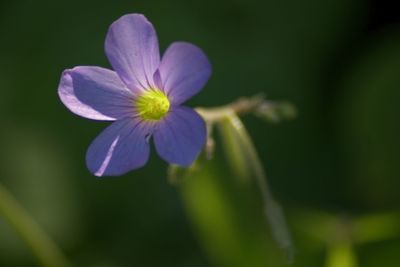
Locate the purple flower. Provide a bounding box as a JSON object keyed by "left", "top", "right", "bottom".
{"left": 58, "top": 14, "right": 211, "bottom": 176}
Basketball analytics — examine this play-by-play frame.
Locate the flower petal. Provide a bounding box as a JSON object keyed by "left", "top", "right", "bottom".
{"left": 105, "top": 14, "right": 160, "bottom": 92}
{"left": 58, "top": 66, "right": 134, "bottom": 121}
{"left": 158, "top": 42, "right": 211, "bottom": 105}
{"left": 86, "top": 118, "right": 152, "bottom": 176}
{"left": 154, "top": 106, "right": 206, "bottom": 166}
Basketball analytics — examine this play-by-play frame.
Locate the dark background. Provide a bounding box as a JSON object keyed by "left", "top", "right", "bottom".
{"left": 0, "top": 0, "right": 399, "bottom": 266}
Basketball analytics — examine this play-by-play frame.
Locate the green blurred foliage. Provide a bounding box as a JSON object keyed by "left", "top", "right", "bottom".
{"left": 337, "top": 29, "right": 400, "bottom": 208}
{"left": 0, "top": 0, "right": 399, "bottom": 266}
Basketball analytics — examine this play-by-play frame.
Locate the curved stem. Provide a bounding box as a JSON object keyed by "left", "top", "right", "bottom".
{"left": 196, "top": 93, "right": 295, "bottom": 261}
{"left": 0, "top": 182, "right": 71, "bottom": 267}
{"left": 196, "top": 93, "right": 296, "bottom": 123}
{"left": 195, "top": 94, "right": 265, "bottom": 123}
{"left": 196, "top": 94, "right": 295, "bottom": 261}
{"left": 225, "top": 115, "right": 294, "bottom": 262}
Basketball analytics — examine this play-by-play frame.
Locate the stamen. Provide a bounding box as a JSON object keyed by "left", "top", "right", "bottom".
{"left": 135, "top": 89, "right": 170, "bottom": 120}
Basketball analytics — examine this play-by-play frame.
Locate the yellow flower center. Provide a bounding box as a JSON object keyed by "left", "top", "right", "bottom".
{"left": 135, "top": 89, "right": 170, "bottom": 120}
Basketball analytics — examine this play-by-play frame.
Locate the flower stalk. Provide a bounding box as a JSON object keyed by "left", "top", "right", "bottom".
{"left": 195, "top": 94, "right": 296, "bottom": 123}
{"left": 195, "top": 95, "right": 295, "bottom": 261}
{"left": 221, "top": 114, "right": 294, "bottom": 261}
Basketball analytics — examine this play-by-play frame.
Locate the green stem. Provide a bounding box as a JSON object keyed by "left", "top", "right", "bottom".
{"left": 195, "top": 95, "right": 264, "bottom": 123}
{"left": 0, "top": 182, "right": 71, "bottom": 267}
{"left": 195, "top": 94, "right": 295, "bottom": 124}
{"left": 225, "top": 115, "right": 294, "bottom": 261}
{"left": 196, "top": 95, "right": 295, "bottom": 261}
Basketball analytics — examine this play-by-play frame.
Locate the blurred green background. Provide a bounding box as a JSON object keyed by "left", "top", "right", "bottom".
{"left": 0, "top": 0, "right": 399, "bottom": 266}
